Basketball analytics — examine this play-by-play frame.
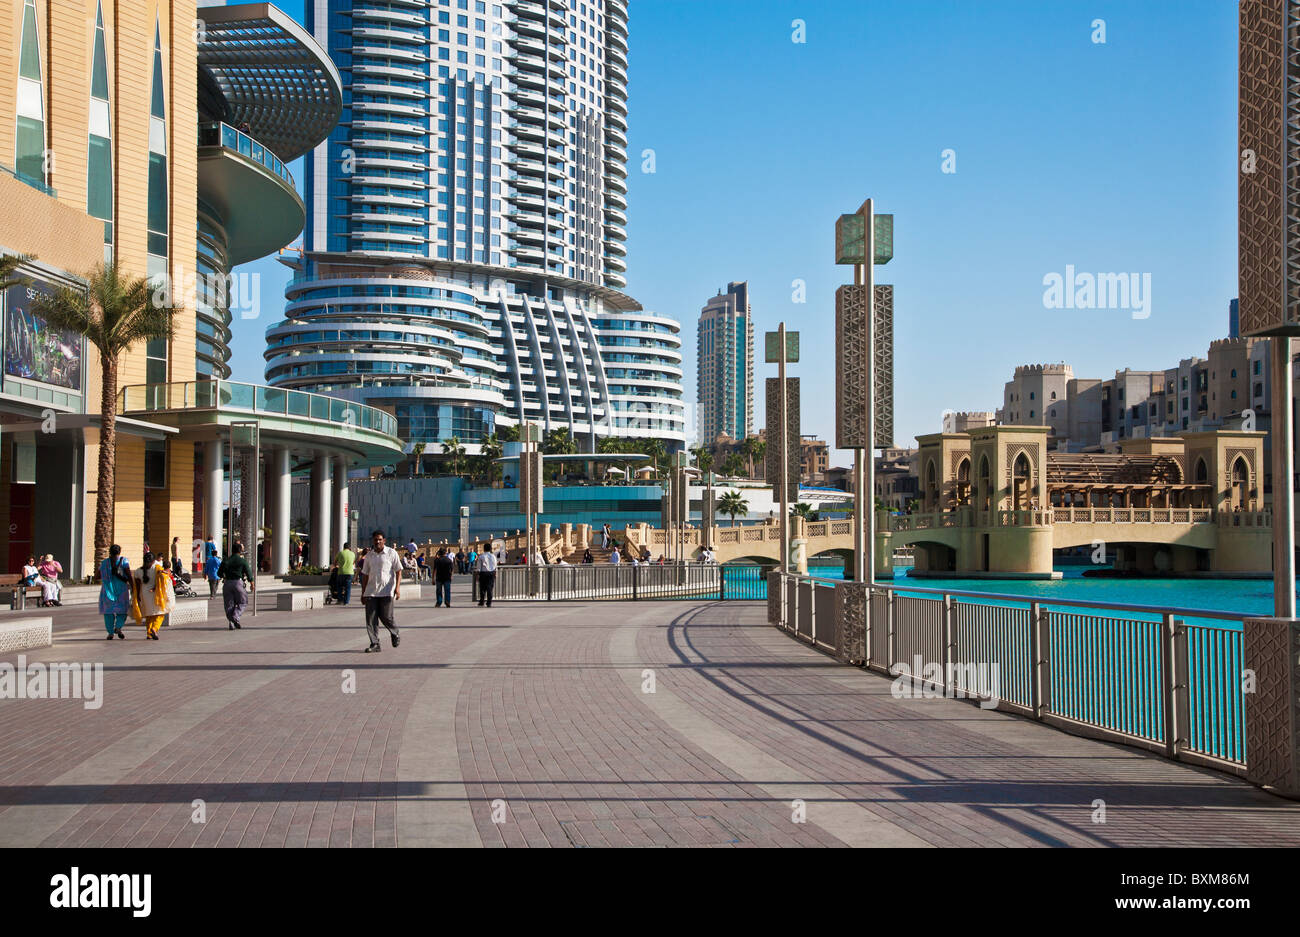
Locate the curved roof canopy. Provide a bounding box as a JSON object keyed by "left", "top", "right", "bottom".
{"left": 196, "top": 2, "right": 342, "bottom": 163}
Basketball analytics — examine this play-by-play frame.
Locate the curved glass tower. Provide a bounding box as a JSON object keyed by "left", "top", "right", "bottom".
{"left": 270, "top": 0, "right": 685, "bottom": 452}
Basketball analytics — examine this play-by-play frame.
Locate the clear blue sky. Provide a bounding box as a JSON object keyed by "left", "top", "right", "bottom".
{"left": 229, "top": 0, "right": 1239, "bottom": 465}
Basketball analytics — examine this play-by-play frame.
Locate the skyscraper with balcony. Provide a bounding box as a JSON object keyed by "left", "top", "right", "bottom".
{"left": 268, "top": 0, "right": 685, "bottom": 454}
{"left": 696, "top": 281, "right": 753, "bottom": 444}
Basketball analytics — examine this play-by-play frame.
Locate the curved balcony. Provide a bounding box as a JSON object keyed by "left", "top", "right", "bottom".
{"left": 604, "top": 254, "right": 628, "bottom": 273}
{"left": 605, "top": 271, "right": 627, "bottom": 289}
{"left": 119, "top": 379, "right": 404, "bottom": 462}
{"left": 198, "top": 122, "right": 304, "bottom": 267}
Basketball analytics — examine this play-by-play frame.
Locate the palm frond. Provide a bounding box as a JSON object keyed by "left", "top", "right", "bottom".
{"left": 0, "top": 253, "right": 32, "bottom": 291}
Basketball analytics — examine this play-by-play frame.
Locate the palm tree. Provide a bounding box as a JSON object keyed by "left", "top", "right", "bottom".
{"left": 691, "top": 444, "right": 714, "bottom": 474}
{"left": 543, "top": 426, "right": 577, "bottom": 479}
{"left": 478, "top": 432, "right": 502, "bottom": 483}
{"left": 32, "top": 262, "right": 177, "bottom": 562}
{"left": 642, "top": 437, "right": 667, "bottom": 474}
{"left": 719, "top": 490, "right": 749, "bottom": 526}
{"left": 749, "top": 438, "right": 766, "bottom": 479}
{"left": 441, "top": 436, "right": 466, "bottom": 476}
{"left": 410, "top": 441, "right": 426, "bottom": 477}
{"left": 741, "top": 436, "right": 759, "bottom": 478}
{"left": 792, "top": 502, "right": 816, "bottom": 521}
{"left": 0, "top": 253, "right": 30, "bottom": 291}
{"left": 496, "top": 424, "right": 520, "bottom": 443}
{"left": 720, "top": 453, "right": 745, "bottom": 478}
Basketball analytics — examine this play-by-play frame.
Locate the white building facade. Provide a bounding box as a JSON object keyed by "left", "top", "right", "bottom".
{"left": 267, "top": 0, "right": 686, "bottom": 452}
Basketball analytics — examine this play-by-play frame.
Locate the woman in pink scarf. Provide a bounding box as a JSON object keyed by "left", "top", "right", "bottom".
{"left": 37, "top": 554, "right": 62, "bottom": 607}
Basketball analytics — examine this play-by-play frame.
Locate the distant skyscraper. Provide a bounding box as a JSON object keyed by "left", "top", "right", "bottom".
{"left": 1230, "top": 298, "right": 1240, "bottom": 338}
{"left": 696, "top": 281, "right": 754, "bottom": 444}
{"left": 267, "top": 0, "right": 686, "bottom": 452}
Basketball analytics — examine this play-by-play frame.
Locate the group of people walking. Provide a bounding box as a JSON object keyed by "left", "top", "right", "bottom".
{"left": 96, "top": 545, "right": 176, "bottom": 640}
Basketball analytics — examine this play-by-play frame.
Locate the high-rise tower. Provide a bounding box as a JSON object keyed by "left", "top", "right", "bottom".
{"left": 696, "top": 281, "right": 753, "bottom": 445}
{"left": 268, "top": 0, "right": 685, "bottom": 453}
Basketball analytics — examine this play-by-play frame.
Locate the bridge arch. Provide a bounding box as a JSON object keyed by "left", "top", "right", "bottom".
{"left": 977, "top": 454, "right": 991, "bottom": 510}
{"left": 1012, "top": 450, "right": 1033, "bottom": 509}
{"left": 955, "top": 457, "right": 971, "bottom": 507}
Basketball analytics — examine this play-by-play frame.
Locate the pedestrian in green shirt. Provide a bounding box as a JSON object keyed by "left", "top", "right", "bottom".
{"left": 217, "top": 543, "right": 255, "bottom": 630}
{"left": 333, "top": 542, "right": 356, "bottom": 605}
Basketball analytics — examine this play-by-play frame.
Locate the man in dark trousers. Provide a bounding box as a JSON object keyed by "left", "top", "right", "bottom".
{"left": 475, "top": 540, "right": 497, "bottom": 607}
{"left": 433, "top": 547, "right": 455, "bottom": 608}
{"left": 359, "top": 529, "right": 402, "bottom": 653}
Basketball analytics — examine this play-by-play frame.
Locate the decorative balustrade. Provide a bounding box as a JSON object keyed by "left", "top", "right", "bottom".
{"left": 769, "top": 572, "right": 1249, "bottom": 776}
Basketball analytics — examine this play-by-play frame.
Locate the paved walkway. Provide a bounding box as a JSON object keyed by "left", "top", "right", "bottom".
{"left": 1, "top": 582, "right": 1298, "bottom": 847}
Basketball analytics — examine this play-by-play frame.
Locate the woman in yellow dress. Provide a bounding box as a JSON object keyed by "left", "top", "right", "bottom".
{"left": 131, "top": 551, "right": 174, "bottom": 640}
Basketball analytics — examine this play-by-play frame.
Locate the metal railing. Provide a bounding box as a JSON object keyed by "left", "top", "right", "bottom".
{"left": 479, "top": 562, "right": 773, "bottom": 602}
{"left": 119, "top": 379, "right": 399, "bottom": 437}
{"left": 199, "top": 122, "right": 295, "bottom": 188}
{"left": 769, "top": 573, "right": 1248, "bottom": 776}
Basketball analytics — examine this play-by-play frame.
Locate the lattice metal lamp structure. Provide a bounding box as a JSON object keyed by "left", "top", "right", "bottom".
{"left": 834, "top": 200, "right": 894, "bottom": 584}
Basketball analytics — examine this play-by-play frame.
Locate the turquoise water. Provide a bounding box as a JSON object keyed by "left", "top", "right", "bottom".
{"left": 804, "top": 563, "right": 1274, "bottom": 622}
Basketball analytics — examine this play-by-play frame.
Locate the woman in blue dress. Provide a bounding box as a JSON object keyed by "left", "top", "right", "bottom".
{"left": 97, "top": 544, "right": 131, "bottom": 639}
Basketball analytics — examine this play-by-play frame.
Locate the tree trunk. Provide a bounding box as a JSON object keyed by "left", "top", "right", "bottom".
{"left": 94, "top": 357, "right": 118, "bottom": 569}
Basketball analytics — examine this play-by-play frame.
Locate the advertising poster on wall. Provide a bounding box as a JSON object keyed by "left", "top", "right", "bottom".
{"left": 3, "top": 277, "right": 83, "bottom": 391}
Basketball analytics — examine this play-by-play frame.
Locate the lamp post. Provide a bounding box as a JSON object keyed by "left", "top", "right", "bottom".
{"left": 765, "top": 326, "right": 799, "bottom": 573}
{"left": 835, "top": 200, "right": 894, "bottom": 583}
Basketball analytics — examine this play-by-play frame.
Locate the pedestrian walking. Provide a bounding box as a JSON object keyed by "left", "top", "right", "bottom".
{"left": 204, "top": 543, "right": 221, "bottom": 597}
{"left": 170, "top": 536, "right": 182, "bottom": 575}
{"left": 131, "top": 551, "right": 174, "bottom": 640}
{"left": 434, "top": 547, "right": 454, "bottom": 607}
{"left": 97, "top": 544, "right": 131, "bottom": 640}
{"left": 218, "top": 542, "right": 255, "bottom": 630}
{"left": 333, "top": 540, "right": 356, "bottom": 605}
{"left": 360, "top": 530, "right": 403, "bottom": 653}
{"left": 476, "top": 540, "right": 497, "bottom": 607}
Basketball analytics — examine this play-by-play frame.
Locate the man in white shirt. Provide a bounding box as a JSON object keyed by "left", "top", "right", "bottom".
{"left": 476, "top": 541, "right": 498, "bottom": 607}
{"left": 360, "top": 530, "right": 403, "bottom": 652}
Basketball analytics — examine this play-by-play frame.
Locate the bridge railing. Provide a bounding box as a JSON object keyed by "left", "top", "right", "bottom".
{"left": 769, "top": 573, "right": 1247, "bottom": 777}
{"left": 488, "top": 562, "right": 771, "bottom": 601}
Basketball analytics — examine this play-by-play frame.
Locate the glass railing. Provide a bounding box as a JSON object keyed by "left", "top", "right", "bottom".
{"left": 0, "top": 161, "right": 57, "bottom": 198}
{"left": 119, "top": 379, "right": 398, "bottom": 438}
{"left": 198, "top": 122, "right": 295, "bottom": 188}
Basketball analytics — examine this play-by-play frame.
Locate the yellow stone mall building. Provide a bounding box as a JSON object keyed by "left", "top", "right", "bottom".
{"left": 0, "top": 1, "right": 401, "bottom": 579}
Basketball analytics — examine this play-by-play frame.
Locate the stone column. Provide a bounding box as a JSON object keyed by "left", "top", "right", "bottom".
{"left": 333, "top": 456, "right": 349, "bottom": 554}
{"left": 203, "top": 438, "right": 224, "bottom": 558}
{"left": 311, "top": 452, "right": 333, "bottom": 567}
{"left": 271, "top": 447, "right": 291, "bottom": 575}
{"left": 1244, "top": 617, "right": 1300, "bottom": 797}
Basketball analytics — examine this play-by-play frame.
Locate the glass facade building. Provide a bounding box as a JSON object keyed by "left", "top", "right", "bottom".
{"left": 269, "top": 0, "right": 685, "bottom": 451}
{"left": 697, "top": 281, "right": 753, "bottom": 444}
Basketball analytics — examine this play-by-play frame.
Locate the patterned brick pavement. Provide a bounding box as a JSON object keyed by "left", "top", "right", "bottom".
{"left": 1, "top": 586, "right": 1298, "bottom": 847}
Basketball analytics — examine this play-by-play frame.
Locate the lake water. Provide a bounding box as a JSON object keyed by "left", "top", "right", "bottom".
{"left": 803, "top": 563, "right": 1276, "bottom": 623}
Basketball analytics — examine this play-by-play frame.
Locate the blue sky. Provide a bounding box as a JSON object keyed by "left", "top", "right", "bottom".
{"left": 230, "top": 0, "right": 1239, "bottom": 464}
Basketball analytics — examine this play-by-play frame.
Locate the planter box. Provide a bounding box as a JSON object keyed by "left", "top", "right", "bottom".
{"left": 284, "top": 574, "right": 331, "bottom": 586}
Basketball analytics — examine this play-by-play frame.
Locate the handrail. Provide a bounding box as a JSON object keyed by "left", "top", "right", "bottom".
{"left": 199, "top": 121, "right": 294, "bottom": 188}
{"left": 800, "top": 574, "right": 1246, "bottom": 622}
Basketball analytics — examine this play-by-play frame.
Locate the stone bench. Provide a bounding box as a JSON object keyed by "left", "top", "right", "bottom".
{"left": 0, "top": 616, "right": 52, "bottom": 652}
{"left": 164, "top": 601, "right": 208, "bottom": 627}
{"left": 276, "top": 591, "right": 323, "bottom": 611}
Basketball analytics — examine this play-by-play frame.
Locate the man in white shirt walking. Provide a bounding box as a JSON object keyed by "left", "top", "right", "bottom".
{"left": 360, "top": 530, "right": 403, "bottom": 653}
{"left": 476, "top": 540, "right": 498, "bottom": 607}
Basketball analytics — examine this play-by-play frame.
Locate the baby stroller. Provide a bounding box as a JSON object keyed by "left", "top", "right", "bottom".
{"left": 323, "top": 567, "right": 348, "bottom": 605}
{"left": 173, "top": 574, "right": 200, "bottom": 599}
